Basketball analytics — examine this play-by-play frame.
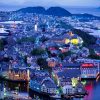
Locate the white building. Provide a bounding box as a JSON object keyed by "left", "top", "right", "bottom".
{"left": 34, "top": 24, "right": 38, "bottom": 32}
{"left": 0, "top": 27, "right": 10, "bottom": 38}
{"left": 80, "top": 63, "right": 98, "bottom": 78}
{"left": 62, "top": 85, "right": 74, "bottom": 94}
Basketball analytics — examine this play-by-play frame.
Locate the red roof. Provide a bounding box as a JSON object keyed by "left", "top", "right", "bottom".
{"left": 81, "top": 63, "right": 94, "bottom": 68}
{"left": 49, "top": 47, "right": 56, "bottom": 50}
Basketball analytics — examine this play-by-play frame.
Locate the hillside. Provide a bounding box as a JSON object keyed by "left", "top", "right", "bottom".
{"left": 46, "top": 7, "right": 71, "bottom": 16}
{"left": 17, "top": 7, "right": 46, "bottom": 14}
{"left": 17, "top": 6, "right": 72, "bottom": 17}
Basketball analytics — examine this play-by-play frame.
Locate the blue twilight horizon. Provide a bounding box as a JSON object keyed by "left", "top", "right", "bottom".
{"left": 0, "top": 0, "right": 100, "bottom": 11}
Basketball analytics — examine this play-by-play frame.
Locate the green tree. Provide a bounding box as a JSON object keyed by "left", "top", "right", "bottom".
{"left": 0, "top": 39, "right": 4, "bottom": 50}
{"left": 37, "top": 58, "right": 52, "bottom": 73}
{"left": 17, "top": 37, "right": 35, "bottom": 44}
{"left": 31, "top": 48, "right": 45, "bottom": 56}
{"left": 58, "top": 51, "right": 71, "bottom": 60}
{"left": 88, "top": 49, "right": 100, "bottom": 60}
{"left": 72, "top": 29, "right": 97, "bottom": 47}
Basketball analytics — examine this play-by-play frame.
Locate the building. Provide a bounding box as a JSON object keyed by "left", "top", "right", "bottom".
{"left": 0, "top": 26, "right": 10, "bottom": 38}
{"left": 41, "top": 77, "right": 57, "bottom": 94}
{"left": 80, "top": 63, "right": 98, "bottom": 78}
{"left": 62, "top": 85, "right": 74, "bottom": 95}
{"left": 8, "top": 68, "right": 29, "bottom": 81}
{"left": 60, "top": 78, "right": 74, "bottom": 94}
{"left": 29, "top": 70, "right": 57, "bottom": 95}
{"left": 47, "top": 58, "right": 57, "bottom": 67}
{"left": 34, "top": 23, "right": 38, "bottom": 32}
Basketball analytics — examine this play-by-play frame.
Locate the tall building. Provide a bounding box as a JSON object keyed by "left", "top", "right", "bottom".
{"left": 34, "top": 23, "right": 38, "bottom": 32}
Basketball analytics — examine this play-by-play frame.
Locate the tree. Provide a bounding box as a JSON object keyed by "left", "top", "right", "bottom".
{"left": 88, "top": 49, "right": 100, "bottom": 60}
{"left": 37, "top": 58, "right": 48, "bottom": 70}
{"left": 88, "top": 54, "right": 100, "bottom": 60}
{"left": 17, "top": 37, "right": 35, "bottom": 44}
{"left": 72, "top": 29, "right": 97, "bottom": 47}
{"left": 31, "top": 48, "right": 45, "bottom": 56}
{"left": 0, "top": 39, "right": 4, "bottom": 50}
{"left": 58, "top": 51, "right": 72, "bottom": 60}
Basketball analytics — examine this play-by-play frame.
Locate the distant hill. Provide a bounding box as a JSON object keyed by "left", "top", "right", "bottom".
{"left": 16, "top": 6, "right": 72, "bottom": 17}
{"left": 73, "top": 13, "right": 95, "bottom": 17}
{"left": 17, "top": 7, "right": 46, "bottom": 14}
{"left": 46, "top": 7, "right": 71, "bottom": 16}
{"left": 16, "top": 6, "right": 100, "bottom": 18}
{"left": 73, "top": 13, "right": 100, "bottom": 20}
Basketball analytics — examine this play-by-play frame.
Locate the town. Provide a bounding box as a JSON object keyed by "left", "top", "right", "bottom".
{"left": 0, "top": 7, "right": 100, "bottom": 100}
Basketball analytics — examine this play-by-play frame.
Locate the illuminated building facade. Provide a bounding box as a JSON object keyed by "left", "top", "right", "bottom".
{"left": 8, "top": 68, "right": 29, "bottom": 81}
{"left": 80, "top": 63, "right": 97, "bottom": 78}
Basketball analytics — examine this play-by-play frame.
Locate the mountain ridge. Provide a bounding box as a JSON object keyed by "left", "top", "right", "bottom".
{"left": 17, "top": 6, "right": 72, "bottom": 16}
{"left": 16, "top": 6, "right": 100, "bottom": 18}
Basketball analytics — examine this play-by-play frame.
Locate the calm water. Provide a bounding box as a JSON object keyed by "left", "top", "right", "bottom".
{"left": 0, "top": 80, "right": 100, "bottom": 100}
{"left": 65, "top": 7, "right": 100, "bottom": 17}
{"left": 74, "top": 80, "right": 100, "bottom": 100}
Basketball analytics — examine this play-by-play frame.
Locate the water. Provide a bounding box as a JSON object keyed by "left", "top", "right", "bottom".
{"left": 83, "top": 80, "right": 100, "bottom": 100}
{"left": 65, "top": 7, "right": 100, "bottom": 17}
{"left": 0, "top": 79, "right": 100, "bottom": 100}
{"left": 0, "top": 80, "right": 29, "bottom": 99}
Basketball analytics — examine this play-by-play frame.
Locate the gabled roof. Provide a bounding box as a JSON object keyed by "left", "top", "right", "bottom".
{"left": 57, "top": 68, "right": 81, "bottom": 78}
{"left": 42, "top": 78, "right": 57, "bottom": 88}
{"left": 62, "top": 62, "right": 80, "bottom": 68}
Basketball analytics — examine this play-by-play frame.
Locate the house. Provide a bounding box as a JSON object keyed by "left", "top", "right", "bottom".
{"left": 30, "top": 63, "right": 40, "bottom": 70}
{"left": 62, "top": 85, "right": 74, "bottom": 95}
{"left": 47, "top": 57, "right": 57, "bottom": 67}
{"left": 60, "top": 77, "right": 74, "bottom": 94}
{"left": 80, "top": 63, "right": 98, "bottom": 78}
{"left": 30, "top": 71, "right": 57, "bottom": 95}
{"left": 41, "top": 77, "right": 57, "bottom": 94}
{"left": 0, "top": 26, "right": 10, "bottom": 38}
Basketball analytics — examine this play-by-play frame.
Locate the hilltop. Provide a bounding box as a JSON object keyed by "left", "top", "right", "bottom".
{"left": 17, "top": 6, "right": 72, "bottom": 17}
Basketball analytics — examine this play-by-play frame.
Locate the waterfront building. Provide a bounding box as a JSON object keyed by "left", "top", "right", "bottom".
{"left": 80, "top": 63, "right": 97, "bottom": 78}
{"left": 30, "top": 70, "right": 57, "bottom": 94}
{"left": 62, "top": 85, "right": 73, "bottom": 94}
{"left": 41, "top": 77, "right": 57, "bottom": 94}
{"left": 8, "top": 68, "right": 29, "bottom": 81}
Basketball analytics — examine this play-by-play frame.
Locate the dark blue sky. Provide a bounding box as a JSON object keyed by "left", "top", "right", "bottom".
{"left": 0, "top": 0, "right": 100, "bottom": 11}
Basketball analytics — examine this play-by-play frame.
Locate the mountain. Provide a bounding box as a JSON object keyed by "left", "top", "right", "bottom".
{"left": 46, "top": 7, "right": 71, "bottom": 16}
{"left": 16, "top": 7, "right": 100, "bottom": 18}
{"left": 73, "top": 13, "right": 100, "bottom": 20}
{"left": 73, "top": 13, "right": 95, "bottom": 17}
{"left": 17, "top": 7, "right": 46, "bottom": 14}
{"left": 16, "top": 7, "right": 72, "bottom": 17}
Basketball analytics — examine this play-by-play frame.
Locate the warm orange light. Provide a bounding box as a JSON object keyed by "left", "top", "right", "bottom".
{"left": 15, "top": 74, "right": 19, "bottom": 77}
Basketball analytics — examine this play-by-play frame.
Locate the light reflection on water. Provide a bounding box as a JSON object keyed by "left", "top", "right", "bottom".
{"left": 0, "top": 80, "right": 100, "bottom": 100}
{"left": 74, "top": 80, "right": 100, "bottom": 100}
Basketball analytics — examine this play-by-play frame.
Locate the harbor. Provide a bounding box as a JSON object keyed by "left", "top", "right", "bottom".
{"left": 0, "top": 78, "right": 100, "bottom": 100}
